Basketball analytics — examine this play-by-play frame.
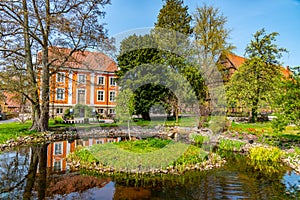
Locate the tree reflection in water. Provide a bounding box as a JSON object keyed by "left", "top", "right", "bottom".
{"left": 0, "top": 142, "right": 299, "bottom": 199}
{"left": 0, "top": 144, "right": 48, "bottom": 199}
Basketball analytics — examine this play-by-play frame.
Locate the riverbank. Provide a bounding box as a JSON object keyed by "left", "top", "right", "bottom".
{"left": 0, "top": 125, "right": 299, "bottom": 174}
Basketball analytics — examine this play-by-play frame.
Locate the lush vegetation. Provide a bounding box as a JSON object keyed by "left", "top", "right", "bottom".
{"left": 218, "top": 139, "right": 245, "bottom": 151}
{"left": 69, "top": 138, "right": 218, "bottom": 173}
{"left": 114, "top": 138, "right": 172, "bottom": 153}
{"left": 0, "top": 121, "right": 36, "bottom": 144}
{"left": 248, "top": 146, "right": 283, "bottom": 163}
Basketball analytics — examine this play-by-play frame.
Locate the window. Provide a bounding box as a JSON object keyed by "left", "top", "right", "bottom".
{"left": 56, "top": 72, "right": 65, "bottom": 82}
{"left": 56, "top": 88, "right": 64, "bottom": 100}
{"left": 54, "top": 143, "right": 62, "bottom": 155}
{"left": 56, "top": 108, "right": 63, "bottom": 114}
{"left": 96, "top": 140, "right": 104, "bottom": 144}
{"left": 97, "top": 90, "right": 105, "bottom": 102}
{"left": 109, "top": 108, "right": 115, "bottom": 114}
{"left": 98, "top": 76, "right": 105, "bottom": 85}
{"left": 78, "top": 74, "right": 86, "bottom": 84}
{"left": 77, "top": 89, "right": 86, "bottom": 104}
{"left": 110, "top": 77, "right": 116, "bottom": 86}
{"left": 109, "top": 91, "right": 116, "bottom": 102}
{"left": 108, "top": 139, "right": 114, "bottom": 143}
{"left": 53, "top": 160, "right": 62, "bottom": 171}
{"left": 97, "top": 108, "right": 104, "bottom": 114}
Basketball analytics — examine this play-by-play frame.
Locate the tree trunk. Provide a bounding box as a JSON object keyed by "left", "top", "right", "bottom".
{"left": 38, "top": 0, "right": 51, "bottom": 132}
{"left": 23, "top": 146, "right": 39, "bottom": 200}
{"left": 37, "top": 144, "right": 48, "bottom": 200}
{"left": 250, "top": 98, "right": 259, "bottom": 123}
{"left": 23, "top": 0, "right": 42, "bottom": 132}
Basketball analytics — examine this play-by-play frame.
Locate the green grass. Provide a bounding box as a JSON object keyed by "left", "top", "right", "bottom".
{"left": 0, "top": 121, "right": 36, "bottom": 144}
{"left": 69, "top": 138, "right": 211, "bottom": 173}
{"left": 219, "top": 139, "right": 245, "bottom": 151}
{"left": 131, "top": 116, "right": 197, "bottom": 127}
{"left": 114, "top": 138, "right": 172, "bottom": 153}
{"left": 230, "top": 121, "right": 300, "bottom": 141}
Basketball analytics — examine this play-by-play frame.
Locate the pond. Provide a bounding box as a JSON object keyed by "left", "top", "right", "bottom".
{"left": 0, "top": 137, "right": 299, "bottom": 199}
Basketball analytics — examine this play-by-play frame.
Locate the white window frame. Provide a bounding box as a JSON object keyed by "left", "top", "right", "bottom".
{"left": 56, "top": 108, "right": 63, "bottom": 114}
{"left": 53, "top": 159, "right": 62, "bottom": 171}
{"left": 109, "top": 77, "right": 116, "bottom": 86}
{"left": 54, "top": 142, "right": 63, "bottom": 155}
{"left": 56, "top": 88, "right": 65, "bottom": 100}
{"left": 109, "top": 108, "right": 115, "bottom": 114}
{"left": 97, "top": 108, "right": 104, "bottom": 114}
{"left": 76, "top": 89, "right": 86, "bottom": 105}
{"left": 109, "top": 91, "right": 116, "bottom": 102}
{"left": 97, "top": 90, "right": 105, "bottom": 102}
{"left": 97, "top": 76, "right": 105, "bottom": 85}
{"left": 56, "top": 72, "right": 65, "bottom": 82}
{"left": 78, "top": 74, "right": 86, "bottom": 84}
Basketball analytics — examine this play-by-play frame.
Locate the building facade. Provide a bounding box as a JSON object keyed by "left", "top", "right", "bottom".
{"left": 44, "top": 47, "right": 118, "bottom": 117}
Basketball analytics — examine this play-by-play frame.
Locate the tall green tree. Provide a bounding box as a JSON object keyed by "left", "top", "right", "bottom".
{"left": 155, "top": 0, "right": 192, "bottom": 35}
{"left": 192, "top": 4, "right": 234, "bottom": 128}
{"left": 227, "top": 28, "right": 287, "bottom": 122}
{"left": 116, "top": 34, "right": 166, "bottom": 120}
{"left": 153, "top": 0, "right": 192, "bottom": 122}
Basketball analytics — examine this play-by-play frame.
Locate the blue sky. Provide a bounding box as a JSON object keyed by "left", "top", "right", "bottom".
{"left": 105, "top": 0, "right": 300, "bottom": 67}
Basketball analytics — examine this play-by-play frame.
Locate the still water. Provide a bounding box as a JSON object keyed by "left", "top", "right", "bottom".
{"left": 0, "top": 137, "right": 299, "bottom": 200}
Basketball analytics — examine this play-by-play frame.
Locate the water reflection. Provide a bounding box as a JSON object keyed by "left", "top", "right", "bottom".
{"left": 0, "top": 138, "right": 299, "bottom": 199}
{"left": 47, "top": 137, "right": 121, "bottom": 172}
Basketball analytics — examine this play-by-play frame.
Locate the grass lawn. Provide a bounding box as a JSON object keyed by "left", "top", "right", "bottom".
{"left": 132, "top": 116, "right": 198, "bottom": 127}
{"left": 0, "top": 121, "right": 36, "bottom": 144}
{"left": 230, "top": 121, "right": 300, "bottom": 142}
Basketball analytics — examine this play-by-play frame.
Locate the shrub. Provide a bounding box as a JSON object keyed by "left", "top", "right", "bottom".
{"left": 189, "top": 134, "right": 209, "bottom": 145}
{"left": 248, "top": 146, "right": 283, "bottom": 162}
{"left": 54, "top": 116, "right": 64, "bottom": 124}
{"left": 219, "top": 139, "right": 245, "bottom": 151}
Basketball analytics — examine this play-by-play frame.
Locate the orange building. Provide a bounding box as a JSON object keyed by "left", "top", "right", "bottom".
{"left": 44, "top": 47, "right": 118, "bottom": 117}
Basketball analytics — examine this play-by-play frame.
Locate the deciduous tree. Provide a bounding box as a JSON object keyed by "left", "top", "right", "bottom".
{"left": 0, "top": 0, "right": 111, "bottom": 131}
{"left": 227, "top": 29, "right": 287, "bottom": 122}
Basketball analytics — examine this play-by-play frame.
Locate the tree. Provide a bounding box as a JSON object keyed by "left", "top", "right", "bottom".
{"left": 272, "top": 68, "right": 300, "bottom": 131}
{"left": 227, "top": 29, "right": 287, "bottom": 122}
{"left": 116, "top": 34, "right": 164, "bottom": 120}
{"left": 191, "top": 4, "right": 234, "bottom": 128}
{"left": 153, "top": 0, "right": 192, "bottom": 122}
{"left": 0, "top": 0, "right": 111, "bottom": 131}
{"left": 115, "top": 88, "right": 135, "bottom": 140}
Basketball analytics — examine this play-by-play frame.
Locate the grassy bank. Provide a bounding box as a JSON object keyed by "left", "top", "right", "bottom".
{"left": 68, "top": 138, "right": 224, "bottom": 174}
{"left": 0, "top": 121, "right": 36, "bottom": 144}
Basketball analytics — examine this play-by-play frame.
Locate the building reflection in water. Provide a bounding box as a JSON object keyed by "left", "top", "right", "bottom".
{"left": 47, "top": 137, "right": 122, "bottom": 172}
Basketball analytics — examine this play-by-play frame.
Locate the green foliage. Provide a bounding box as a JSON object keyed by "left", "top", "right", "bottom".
{"left": 73, "top": 104, "right": 93, "bottom": 118}
{"left": 248, "top": 146, "right": 283, "bottom": 162}
{"left": 189, "top": 134, "right": 209, "bottom": 145}
{"left": 227, "top": 29, "right": 288, "bottom": 122}
{"left": 273, "top": 69, "right": 300, "bottom": 131}
{"left": 72, "top": 147, "right": 98, "bottom": 163}
{"left": 219, "top": 139, "right": 245, "bottom": 151}
{"left": 115, "top": 138, "right": 172, "bottom": 153}
{"left": 155, "top": 0, "right": 192, "bottom": 35}
{"left": 193, "top": 4, "right": 234, "bottom": 64}
{"left": 64, "top": 108, "right": 74, "bottom": 119}
{"left": 174, "top": 145, "right": 208, "bottom": 166}
{"left": 0, "top": 121, "right": 36, "bottom": 144}
{"left": 54, "top": 116, "right": 64, "bottom": 124}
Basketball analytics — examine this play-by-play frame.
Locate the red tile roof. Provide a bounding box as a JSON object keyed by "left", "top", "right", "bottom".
{"left": 225, "top": 53, "right": 291, "bottom": 78}
{"left": 42, "top": 47, "right": 117, "bottom": 72}
{"left": 226, "top": 54, "right": 246, "bottom": 70}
